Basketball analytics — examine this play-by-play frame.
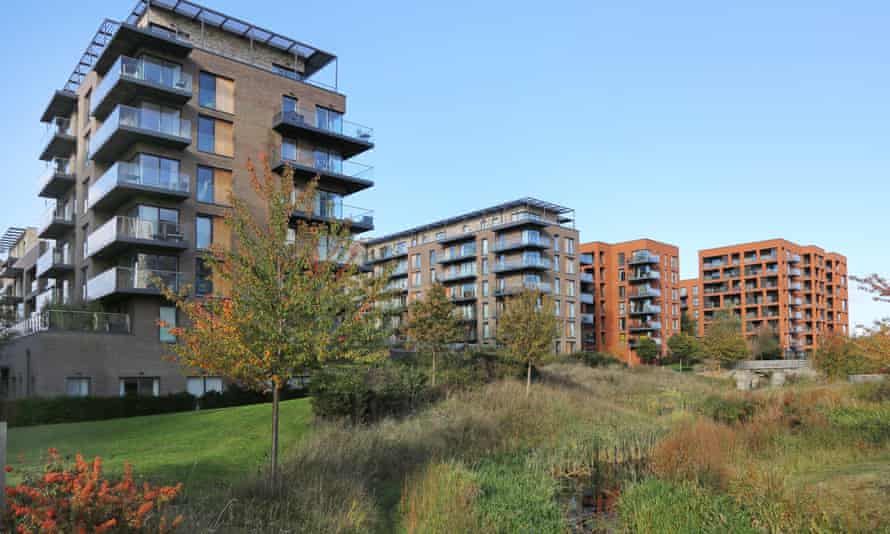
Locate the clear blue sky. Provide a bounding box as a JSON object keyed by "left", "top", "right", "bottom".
{"left": 1, "top": 0, "right": 887, "bottom": 327}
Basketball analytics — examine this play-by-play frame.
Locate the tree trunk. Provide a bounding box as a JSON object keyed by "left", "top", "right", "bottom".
{"left": 432, "top": 351, "right": 437, "bottom": 387}
{"left": 271, "top": 385, "right": 280, "bottom": 490}
{"left": 526, "top": 361, "right": 532, "bottom": 397}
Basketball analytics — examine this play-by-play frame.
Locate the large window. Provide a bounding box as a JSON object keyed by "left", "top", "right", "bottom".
{"left": 196, "top": 215, "right": 213, "bottom": 250}
{"left": 159, "top": 305, "right": 177, "bottom": 342}
{"left": 128, "top": 205, "right": 179, "bottom": 237}
{"left": 197, "top": 166, "right": 232, "bottom": 204}
{"left": 135, "top": 154, "right": 180, "bottom": 188}
{"left": 187, "top": 376, "right": 224, "bottom": 397}
{"left": 316, "top": 106, "right": 343, "bottom": 133}
{"left": 198, "top": 116, "right": 234, "bottom": 157}
{"left": 196, "top": 257, "right": 213, "bottom": 296}
{"left": 120, "top": 377, "right": 159, "bottom": 397}
{"left": 199, "top": 72, "right": 234, "bottom": 113}
{"left": 65, "top": 377, "right": 90, "bottom": 397}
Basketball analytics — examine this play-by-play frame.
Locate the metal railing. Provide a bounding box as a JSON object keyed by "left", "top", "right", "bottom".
{"left": 630, "top": 304, "right": 661, "bottom": 315}
{"left": 90, "top": 161, "right": 190, "bottom": 208}
{"left": 86, "top": 266, "right": 182, "bottom": 301}
{"left": 38, "top": 157, "right": 74, "bottom": 190}
{"left": 275, "top": 106, "right": 373, "bottom": 143}
{"left": 87, "top": 216, "right": 185, "bottom": 257}
{"left": 91, "top": 105, "right": 192, "bottom": 159}
{"left": 92, "top": 56, "right": 192, "bottom": 115}
{"left": 629, "top": 251, "right": 660, "bottom": 264}
{"left": 40, "top": 202, "right": 74, "bottom": 230}
{"left": 45, "top": 116, "right": 74, "bottom": 139}
{"left": 441, "top": 268, "right": 477, "bottom": 282}
{"left": 495, "top": 281, "right": 552, "bottom": 295}
{"left": 277, "top": 145, "right": 374, "bottom": 181}
{"left": 7, "top": 310, "right": 130, "bottom": 337}
{"left": 493, "top": 235, "right": 552, "bottom": 252}
{"left": 493, "top": 257, "right": 551, "bottom": 272}
{"left": 36, "top": 246, "right": 71, "bottom": 277}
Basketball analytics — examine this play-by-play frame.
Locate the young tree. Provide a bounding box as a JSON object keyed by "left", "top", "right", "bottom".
{"left": 635, "top": 336, "right": 660, "bottom": 365}
{"left": 701, "top": 310, "right": 749, "bottom": 368}
{"left": 680, "top": 311, "right": 698, "bottom": 336}
{"left": 160, "top": 157, "right": 390, "bottom": 486}
{"left": 404, "top": 283, "right": 463, "bottom": 386}
{"left": 750, "top": 327, "right": 782, "bottom": 360}
{"left": 667, "top": 332, "right": 703, "bottom": 371}
{"left": 851, "top": 273, "right": 890, "bottom": 370}
{"left": 496, "top": 289, "right": 559, "bottom": 396}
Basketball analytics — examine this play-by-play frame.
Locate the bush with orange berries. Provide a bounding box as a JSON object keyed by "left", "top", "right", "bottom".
{"left": 5, "top": 449, "right": 183, "bottom": 533}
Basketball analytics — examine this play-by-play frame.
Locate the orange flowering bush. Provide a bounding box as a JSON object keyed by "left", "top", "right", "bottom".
{"left": 5, "top": 449, "right": 182, "bottom": 534}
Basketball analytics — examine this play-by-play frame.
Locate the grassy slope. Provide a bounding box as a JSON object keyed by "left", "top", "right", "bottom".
{"left": 7, "top": 398, "right": 313, "bottom": 492}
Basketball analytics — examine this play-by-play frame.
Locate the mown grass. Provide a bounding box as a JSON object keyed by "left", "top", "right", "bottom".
{"left": 7, "top": 398, "right": 313, "bottom": 492}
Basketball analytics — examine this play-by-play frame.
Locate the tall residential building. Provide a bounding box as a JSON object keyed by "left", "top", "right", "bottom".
{"left": 678, "top": 278, "right": 701, "bottom": 332}
{"left": 0, "top": 0, "right": 374, "bottom": 398}
{"left": 698, "top": 239, "right": 848, "bottom": 357}
{"left": 579, "top": 239, "right": 681, "bottom": 365}
{"left": 363, "top": 199, "right": 587, "bottom": 354}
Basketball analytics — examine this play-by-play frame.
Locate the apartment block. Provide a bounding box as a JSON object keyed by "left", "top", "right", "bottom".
{"left": 0, "top": 0, "right": 374, "bottom": 398}
{"left": 698, "top": 239, "right": 848, "bottom": 357}
{"left": 363, "top": 199, "right": 587, "bottom": 353}
{"left": 579, "top": 239, "right": 682, "bottom": 365}
{"left": 678, "top": 278, "right": 701, "bottom": 331}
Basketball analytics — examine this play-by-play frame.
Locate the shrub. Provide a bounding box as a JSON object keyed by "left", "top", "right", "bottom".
{"left": 0, "top": 394, "right": 197, "bottom": 428}
{"left": 812, "top": 332, "right": 884, "bottom": 379}
{"left": 576, "top": 351, "right": 623, "bottom": 368}
{"left": 855, "top": 381, "right": 890, "bottom": 403}
{"left": 698, "top": 395, "right": 758, "bottom": 425}
{"left": 649, "top": 419, "right": 738, "bottom": 490}
{"left": 826, "top": 405, "right": 890, "bottom": 444}
{"left": 617, "top": 479, "right": 757, "bottom": 534}
{"left": 6, "top": 449, "right": 182, "bottom": 533}
{"left": 400, "top": 461, "right": 481, "bottom": 534}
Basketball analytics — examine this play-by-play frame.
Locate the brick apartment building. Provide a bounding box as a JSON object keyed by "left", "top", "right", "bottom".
{"left": 678, "top": 278, "right": 701, "bottom": 331}
{"left": 0, "top": 0, "right": 375, "bottom": 398}
{"left": 579, "top": 239, "right": 682, "bottom": 365}
{"left": 697, "top": 239, "right": 848, "bottom": 357}
{"left": 362, "top": 199, "right": 589, "bottom": 354}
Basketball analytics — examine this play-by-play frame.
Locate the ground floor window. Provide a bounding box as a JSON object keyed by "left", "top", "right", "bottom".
{"left": 187, "top": 376, "right": 223, "bottom": 397}
{"left": 66, "top": 377, "right": 90, "bottom": 397}
{"left": 120, "top": 377, "right": 159, "bottom": 397}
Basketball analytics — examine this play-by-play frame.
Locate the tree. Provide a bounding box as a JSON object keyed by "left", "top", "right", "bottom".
{"left": 852, "top": 274, "right": 890, "bottom": 303}
{"left": 680, "top": 311, "right": 698, "bottom": 336}
{"left": 160, "top": 157, "right": 390, "bottom": 487}
{"left": 850, "top": 273, "right": 890, "bottom": 371}
{"left": 750, "top": 327, "right": 782, "bottom": 360}
{"left": 668, "top": 332, "right": 703, "bottom": 371}
{"left": 635, "top": 337, "right": 660, "bottom": 365}
{"left": 701, "top": 310, "right": 749, "bottom": 367}
{"left": 404, "top": 283, "right": 463, "bottom": 386}
{"left": 496, "top": 289, "right": 559, "bottom": 396}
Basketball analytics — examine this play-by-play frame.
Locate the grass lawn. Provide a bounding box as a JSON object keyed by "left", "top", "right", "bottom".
{"left": 7, "top": 398, "right": 313, "bottom": 492}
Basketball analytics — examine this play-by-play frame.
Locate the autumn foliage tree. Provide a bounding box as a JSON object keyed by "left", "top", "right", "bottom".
{"left": 851, "top": 273, "right": 890, "bottom": 372}
{"left": 701, "top": 310, "right": 750, "bottom": 368}
{"left": 160, "top": 157, "right": 390, "bottom": 486}
{"left": 404, "top": 283, "right": 463, "bottom": 386}
{"left": 496, "top": 289, "right": 559, "bottom": 396}
{"left": 668, "top": 332, "right": 703, "bottom": 370}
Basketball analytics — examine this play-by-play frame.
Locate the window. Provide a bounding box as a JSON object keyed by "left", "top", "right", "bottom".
{"left": 554, "top": 279, "right": 560, "bottom": 294}
{"left": 412, "top": 272, "right": 422, "bottom": 287}
{"left": 199, "top": 72, "right": 234, "bottom": 113}
{"left": 619, "top": 269, "right": 626, "bottom": 282}
{"left": 159, "top": 305, "right": 177, "bottom": 342}
{"left": 567, "top": 281, "right": 575, "bottom": 297}
{"left": 482, "top": 258, "right": 489, "bottom": 275}
{"left": 554, "top": 300, "right": 561, "bottom": 316}
{"left": 481, "top": 239, "right": 488, "bottom": 255}
{"left": 273, "top": 63, "right": 301, "bottom": 81}
{"left": 619, "top": 286, "right": 625, "bottom": 298}
{"left": 483, "top": 323, "right": 491, "bottom": 338}
{"left": 196, "top": 215, "right": 213, "bottom": 249}
{"left": 566, "top": 238, "right": 575, "bottom": 255}
{"left": 413, "top": 253, "right": 421, "bottom": 269}
{"left": 316, "top": 106, "right": 343, "bottom": 133}
{"left": 483, "top": 302, "right": 490, "bottom": 319}
{"left": 120, "top": 377, "right": 159, "bottom": 397}
{"left": 197, "top": 116, "right": 234, "bottom": 157}
{"left": 429, "top": 249, "right": 436, "bottom": 263}
{"left": 282, "top": 95, "right": 298, "bottom": 115}
{"left": 618, "top": 253, "right": 625, "bottom": 266}
{"left": 482, "top": 280, "right": 489, "bottom": 297}
{"left": 187, "top": 376, "right": 224, "bottom": 397}
{"left": 430, "top": 269, "right": 437, "bottom": 283}
{"left": 66, "top": 377, "right": 90, "bottom": 397}
{"left": 197, "top": 166, "right": 215, "bottom": 203}
{"left": 553, "top": 255, "right": 560, "bottom": 272}
{"left": 196, "top": 258, "right": 213, "bottom": 296}
{"left": 566, "top": 258, "right": 575, "bottom": 274}
{"left": 619, "top": 302, "right": 626, "bottom": 316}
{"left": 554, "top": 236, "right": 560, "bottom": 252}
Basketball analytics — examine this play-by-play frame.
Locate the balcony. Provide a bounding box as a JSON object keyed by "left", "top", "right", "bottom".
{"left": 581, "top": 313, "right": 594, "bottom": 325}
{"left": 580, "top": 254, "right": 593, "bottom": 266}
{"left": 440, "top": 269, "right": 477, "bottom": 283}
{"left": 629, "top": 321, "right": 662, "bottom": 332}
{"left": 789, "top": 268, "right": 802, "bottom": 277}
{"left": 89, "top": 161, "right": 190, "bottom": 211}
{"left": 273, "top": 107, "right": 373, "bottom": 159}
{"left": 38, "top": 202, "right": 75, "bottom": 239}
{"left": 389, "top": 265, "right": 408, "bottom": 278}
{"left": 91, "top": 56, "right": 193, "bottom": 120}
{"left": 493, "top": 257, "right": 551, "bottom": 273}
{"left": 629, "top": 251, "right": 660, "bottom": 265}
{"left": 0, "top": 286, "right": 22, "bottom": 306}
{"left": 86, "top": 266, "right": 183, "bottom": 301}
{"left": 580, "top": 272, "right": 594, "bottom": 284}
{"left": 273, "top": 146, "right": 374, "bottom": 195}
{"left": 580, "top": 292, "right": 594, "bottom": 304}
{"left": 494, "top": 281, "right": 552, "bottom": 296}
{"left": 449, "top": 288, "right": 478, "bottom": 302}
{"left": 788, "top": 254, "right": 801, "bottom": 263}
{"left": 0, "top": 257, "right": 21, "bottom": 279}
{"left": 90, "top": 105, "right": 191, "bottom": 163}
{"left": 629, "top": 287, "right": 661, "bottom": 299}
{"left": 39, "top": 117, "right": 76, "bottom": 161}
{"left": 36, "top": 286, "right": 69, "bottom": 309}
{"left": 40, "top": 90, "right": 77, "bottom": 124}
{"left": 491, "top": 212, "right": 554, "bottom": 232}
{"left": 92, "top": 22, "right": 193, "bottom": 77}
{"left": 8, "top": 309, "right": 130, "bottom": 337}
{"left": 384, "top": 281, "right": 409, "bottom": 294}
{"left": 629, "top": 270, "right": 660, "bottom": 282}
{"left": 437, "top": 232, "right": 476, "bottom": 245}
{"left": 437, "top": 248, "right": 477, "bottom": 264}
{"left": 790, "top": 297, "right": 803, "bottom": 307}
{"left": 629, "top": 304, "right": 661, "bottom": 315}
{"left": 291, "top": 194, "right": 374, "bottom": 234}
{"left": 366, "top": 246, "right": 409, "bottom": 264}
{"left": 492, "top": 235, "right": 552, "bottom": 252}
{"left": 629, "top": 336, "right": 662, "bottom": 348}
{"left": 36, "top": 246, "right": 73, "bottom": 279}
{"left": 789, "top": 282, "right": 802, "bottom": 291}
{"left": 38, "top": 158, "right": 76, "bottom": 199}
{"left": 86, "top": 216, "right": 188, "bottom": 259}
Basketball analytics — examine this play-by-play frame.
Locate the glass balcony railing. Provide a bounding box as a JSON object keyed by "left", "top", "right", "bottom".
{"left": 630, "top": 304, "right": 661, "bottom": 315}
{"left": 580, "top": 253, "right": 593, "bottom": 265}
{"left": 493, "top": 235, "right": 552, "bottom": 252}
{"left": 36, "top": 246, "right": 71, "bottom": 277}
{"left": 629, "top": 251, "right": 660, "bottom": 264}
{"left": 291, "top": 192, "right": 374, "bottom": 228}
{"left": 45, "top": 116, "right": 74, "bottom": 139}
{"left": 630, "top": 287, "right": 661, "bottom": 298}
{"left": 581, "top": 314, "right": 594, "bottom": 324}
{"left": 36, "top": 286, "right": 68, "bottom": 309}
{"left": 580, "top": 272, "right": 594, "bottom": 283}
{"left": 493, "top": 257, "right": 551, "bottom": 272}
{"left": 91, "top": 105, "right": 191, "bottom": 160}
{"left": 39, "top": 202, "right": 74, "bottom": 232}
{"left": 580, "top": 292, "right": 594, "bottom": 304}
{"left": 89, "top": 162, "right": 190, "bottom": 209}
{"left": 10, "top": 310, "right": 131, "bottom": 337}
{"left": 87, "top": 216, "right": 185, "bottom": 257}
{"left": 278, "top": 145, "right": 374, "bottom": 182}
{"left": 630, "top": 270, "right": 660, "bottom": 281}
{"left": 38, "top": 157, "right": 74, "bottom": 190}
{"left": 92, "top": 56, "right": 192, "bottom": 116}
{"left": 495, "top": 281, "right": 552, "bottom": 295}
{"left": 275, "top": 105, "right": 373, "bottom": 144}
{"left": 87, "top": 266, "right": 183, "bottom": 301}
{"left": 441, "top": 268, "right": 477, "bottom": 282}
